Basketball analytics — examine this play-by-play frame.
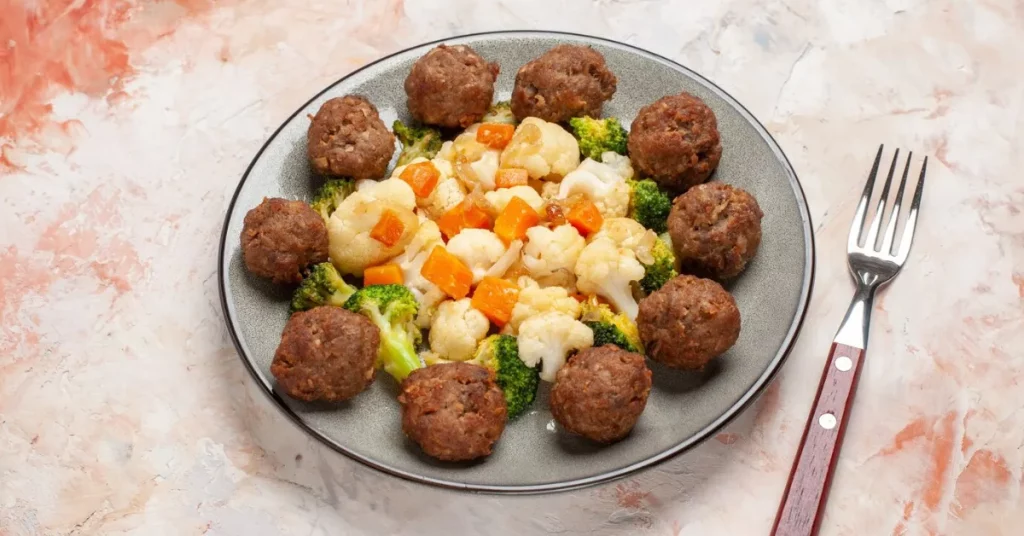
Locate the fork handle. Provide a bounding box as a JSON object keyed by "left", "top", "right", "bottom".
{"left": 770, "top": 342, "right": 866, "bottom": 536}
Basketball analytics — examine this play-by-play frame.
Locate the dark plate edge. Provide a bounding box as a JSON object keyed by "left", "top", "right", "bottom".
{"left": 216, "top": 29, "right": 816, "bottom": 495}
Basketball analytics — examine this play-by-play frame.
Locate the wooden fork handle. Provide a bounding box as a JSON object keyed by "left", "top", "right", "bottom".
{"left": 771, "top": 343, "right": 866, "bottom": 536}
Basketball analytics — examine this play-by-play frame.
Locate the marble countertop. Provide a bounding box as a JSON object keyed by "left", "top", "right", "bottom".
{"left": 2, "top": 1, "right": 1022, "bottom": 534}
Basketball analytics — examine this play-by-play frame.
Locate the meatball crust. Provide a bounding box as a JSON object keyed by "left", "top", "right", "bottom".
{"left": 307, "top": 95, "right": 395, "bottom": 179}
{"left": 550, "top": 345, "right": 652, "bottom": 443}
{"left": 270, "top": 306, "right": 380, "bottom": 402}
{"left": 637, "top": 275, "right": 740, "bottom": 370}
{"left": 511, "top": 44, "right": 617, "bottom": 123}
{"left": 404, "top": 44, "right": 499, "bottom": 128}
{"left": 628, "top": 92, "right": 723, "bottom": 193}
{"left": 399, "top": 362, "right": 508, "bottom": 461}
{"left": 668, "top": 182, "right": 763, "bottom": 279}
{"left": 240, "top": 197, "right": 329, "bottom": 284}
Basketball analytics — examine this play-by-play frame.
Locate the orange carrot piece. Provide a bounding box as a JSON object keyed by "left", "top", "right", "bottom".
{"left": 494, "top": 168, "right": 529, "bottom": 189}
{"left": 471, "top": 277, "right": 520, "bottom": 327}
{"left": 476, "top": 123, "right": 516, "bottom": 150}
{"left": 437, "top": 200, "right": 493, "bottom": 240}
{"left": 420, "top": 246, "right": 474, "bottom": 299}
{"left": 493, "top": 196, "right": 540, "bottom": 245}
{"left": 369, "top": 209, "right": 405, "bottom": 247}
{"left": 399, "top": 161, "right": 440, "bottom": 197}
{"left": 566, "top": 199, "right": 604, "bottom": 236}
{"left": 363, "top": 264, "right": 404, "bottom": 286}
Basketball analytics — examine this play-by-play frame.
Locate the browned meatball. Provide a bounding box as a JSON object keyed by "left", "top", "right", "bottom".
{"left": 270, "top": 306, "right": 380, "bottom": 402}
{"left": 404, "top": 44, "right": 499, "bottom": 128}
{"left": 240, "top": 197, "right": 328, "bottom": 284}
{"left": 398, "top": 362, "right": 507, "bottom": 461}
{"left": 550, "top": 345, "right": 652, "bottom": 443}
{"left": 307, "top": 95, "right": 395, "bottom": 179}
{"left": 511, "top": 44, "right": 617, "bottom": 123}
{"left": 637, "top": 275, "right": 740, "bottom": 370}
{"left": 668, "top": 182, "right": 763, "bottom": 279}
{"left": 628, "top": 92, "right": 723, "bottom": 193}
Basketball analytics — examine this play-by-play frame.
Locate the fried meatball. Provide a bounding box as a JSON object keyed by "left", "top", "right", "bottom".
{"left": 628, "top": 92, "right": 723, "bottom": 193}
{"left": 668, "top": 182, "right": 763, "bottom": 279}
{"left": 240, "top": 197, "right": 329, "bottom": 284}
{"left": 398, "top": 362, "right": 507, "bottom": 461}
{"left": 404, "top": 44, "right": 499, "bottom": 128}
{"left": 307, "top": 95, "right": 395, "bottom": 179}
{"left": 270, "top": 306, "right": 380, "bottom": 402}
{"left": 511, "top": 44, "right": 617, "bottom": 123}
{"left": 637, "top": 275, "right": 740, "bottom": 370}
{"left": 550, "top": 345, "right": 652, "bottom": 443}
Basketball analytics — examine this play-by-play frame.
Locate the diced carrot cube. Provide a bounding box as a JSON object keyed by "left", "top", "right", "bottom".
{"left": 369, "top": 209, "right": 405, "bottom": 247}
{"left": 493, "top": 196, "right": 540, "bottom": 245}
{"left": 495, "top": 168, "right": 529, "bottom": 189}
{"left": 437, "top": 200, "right": 493, "bottom": 240}
{"left": 420, "top": 246, "right": 474, "bottom": 299}
{"left": 566, "top": 199, "right": 604, "bottom": 236}
{"left": 471, "top": 277, "right": 520, "bottom": 327}
{"left": 363, "top": 263, "right": 404, "bottom": 286}
{"left": 399, "top": 161, "right": 441, "bottom": 197}
{"left": 475, "top": 123, "right": 516, "bottom": 150}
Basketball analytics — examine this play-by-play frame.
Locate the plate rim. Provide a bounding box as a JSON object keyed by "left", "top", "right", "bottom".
{"left": 217, "top": 29, "right": 816, "bottom": 495}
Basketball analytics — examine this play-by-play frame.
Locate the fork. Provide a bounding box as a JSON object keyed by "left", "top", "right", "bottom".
{"left": 771, "top": 146, "right": 927, "bottom": 536}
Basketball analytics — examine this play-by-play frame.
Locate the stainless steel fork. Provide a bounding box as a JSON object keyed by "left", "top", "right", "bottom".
{"left": 771, "top": 146, "right": 928, "bottom": 536}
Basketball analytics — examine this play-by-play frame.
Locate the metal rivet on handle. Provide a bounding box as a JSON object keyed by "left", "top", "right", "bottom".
{"left": 835, "top": 356, "right": 853, "bottom": 371}
{"left": 819, "top": 413, "right": 837, "bottom": 430}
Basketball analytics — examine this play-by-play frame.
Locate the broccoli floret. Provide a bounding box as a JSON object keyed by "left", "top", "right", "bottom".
{"left": 481, "top": 101, "right": 516, "bottom": 125}
{"left": 393, "top": 120, "right": 443, "bottom": 167}
{"left": 639, "top": 233, "right": 678, "bottom": 294}
{"left": 343, "top": 284, "right": 423, "bottom": 382}
{"left": 472, "top": 334, "right": 539, "bottom": 419}
{"left": 568, "top": 116, "right": 628, "bottom": 161}
{"left": 310, "top": 178, "right": 355, "bottom": 223}
{"left": 289, "top": 262, "right": 358, "bottom": 315}
{"left": 580, "top": 297, "right": 644, "bottom": 354}
{"left": 628, "top": 179, "right": 672, "bottom": 233}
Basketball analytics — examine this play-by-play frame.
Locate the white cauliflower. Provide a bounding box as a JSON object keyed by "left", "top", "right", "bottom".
{"left": 429, "top": 299, "right": 491, "bottom": 362}
{"left": 591, "top": 217, "right": 659, "bottom": 264}
{"left": 392, "top": 220, "right": 447, "bottom": 327}
{"left": 328, "top": 192, "right": 419, "bottom": 276}
{"left": 485, "top": 239, "right": 523, "bottom": 279}
{"left": 507, "top": 278, "right": 582, "bottom": 333}
{"left": 390, "top": 156, "right": 465, "bottom": 219}
{"left": 518, "top": 312, "right": 594, "bottom": 382}
{"left": 557, "top": 157, "right": 631, "bottom": 218}
{"left": 598, "top": 151, "right": 635, "bottom": 181}
{"left": 354, "top": 177, "right": 417, "bottom": 211}
{"left": 445, "top": 229, "right": 507, "bottom": 283}
{"left": 439, "top": 127, "right": 501, "bottom": 191}
{"left": 500, "top": 117, "right": 580, "bottom": 180}
{"left": 484, "top": 186, "right": 545, "bottom": 213}
{"left": 521, "top": 224, "right": 585, "bottom": 288}
{"left": 574, "top": 236, "right": 645, "bottom": 320}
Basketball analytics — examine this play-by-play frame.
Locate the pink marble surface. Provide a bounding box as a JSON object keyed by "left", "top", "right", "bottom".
{"left": 2, "top": 1, "right": 1023, "bottom": 534}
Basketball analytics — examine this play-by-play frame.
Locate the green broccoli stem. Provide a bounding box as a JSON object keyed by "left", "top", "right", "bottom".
{"left": 365, "top": 304, "right": 422, "bottom": 382}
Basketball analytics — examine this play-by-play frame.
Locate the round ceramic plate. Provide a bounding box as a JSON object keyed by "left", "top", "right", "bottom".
{"left": 218, "top": 31, "right": 814, "bottom": 494}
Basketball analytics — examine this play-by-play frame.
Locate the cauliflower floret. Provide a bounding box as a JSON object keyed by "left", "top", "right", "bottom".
{"left": 518, "top": 311, "right": 594, "bottom": 382}
{"left": 574, "top": 237, "right": 645, "bottom": 320}
{"left": 389, "top": 157, "right": 465, "bottom": 219}
{"left": 439, "top": 126, "right": 501, "bottom": 191}
{"left": 484, "top": 186, "right": 545, "bottom": 213}
{"left": 598, "top": 151, "right": 634, "bottom": 181}
{"left": 429, "top": 298, "right": 491, "bottom": 362}
{"left": 557, "top": 157, "right": 631, "bottom": 218}
{"left": 328, "top": 192, "right": 420, "bottom": 276}
{"left": 392, "top": 220, "right": 447, "bottom": 327}
{"left": 521, "top": 224, "right": 586, "bottom": 288}
{"left": 507, "top": 280, "right": 582, "bottom": 333}
{"left": 445, "top": 229, "right": 507, "bottom": 284}
{"left": 500, "top": 117, "right": 580, "bottom": 180}
{"left": 354, "top": 177, "right": 417, "bottom": 211}
{"left": 591, "top": 217, "right": 659, "bottom": 264}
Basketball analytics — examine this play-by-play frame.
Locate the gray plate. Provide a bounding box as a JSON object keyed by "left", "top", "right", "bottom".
{"left": 218, "top": 31, "right": 814, "bottom": 494}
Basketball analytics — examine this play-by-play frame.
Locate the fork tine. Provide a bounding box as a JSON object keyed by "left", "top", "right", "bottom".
{"left": 864, "top": 149, "right": 899, "bottom": 250}
{"left": 848, "top": 145, "right": 884, "bottom": 251}
{"left": 895, "top": 156, "right": 927, "bottom": 263}
{"left": 881, "top": 152, "right": 912, "bottom": 254}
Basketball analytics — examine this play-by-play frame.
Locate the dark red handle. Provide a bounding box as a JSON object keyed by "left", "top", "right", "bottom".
{"left": 771, "top": 343, "right": 866, "bottom": 536}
